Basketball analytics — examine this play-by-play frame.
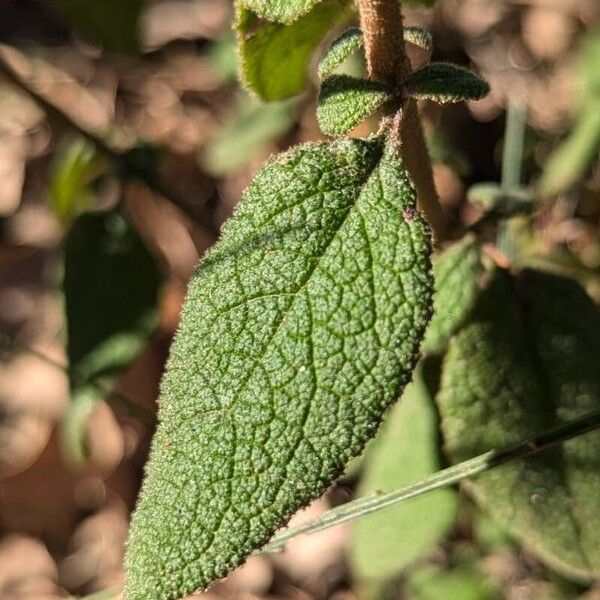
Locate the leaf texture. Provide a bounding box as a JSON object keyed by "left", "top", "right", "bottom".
{"left": 351, "top": 362, "right": 457, "bottom": 581}
{"left": 236, "top": 0, "right": 352, "bottom": 101}
{"left": 240, "top": 0, "right": 324, "bottom": 23}
{"left": 438, "top": 269, "right": 600, "bottom": 581}
{"left": 125, "top": 137, "right": 433, "bottom": 599}
{"left": 422, "top": 235, "right": 483, "bottom": 354}
{"left": 405, "top": 63, "right": 489, "bottom": 104}
{"left": 317, "top": 75, "right": 392, "bottom": 135}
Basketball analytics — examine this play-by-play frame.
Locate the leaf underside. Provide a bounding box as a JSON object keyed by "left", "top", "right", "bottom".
{"left": 438, "top": 269, "right": 600, "bottom": 581}
{"left": 125, "top": 137, "right": 433, "bottom": 599}
{"left": 405, "top": 63, "right": 490, "bottom": 103}
{"left": 351, "top": 363, "right": 457, "bottom": 581}
{"left": 317, "top": 74, "right": 392, "bottom": 135}
{"left": 236, "top": 0, "right": 352, "bottom": 101}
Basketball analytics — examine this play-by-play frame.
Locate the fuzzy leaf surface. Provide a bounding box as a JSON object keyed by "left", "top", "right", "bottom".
{"left": 351, "top": 363, "right": 457, "bottom": 581}
{"left": 240, "top": 0, "right": 323, "bottom": 23}
{"left": 317, "top": 75, "right": 392, "bottom": 135}
{"left": 405, "top": 63, "right": 489, "bottom": 103}
{"left": 237, "top": 0, "right": 351, "bottom": 101}
{"left": 438, "top": 269, "right": 600, "bottom": 581}
{"left": 125, "top": 138, "right": 433, "bottom": 599}
{"left": 422, "top": 235, "right": 483, "bottom": 354}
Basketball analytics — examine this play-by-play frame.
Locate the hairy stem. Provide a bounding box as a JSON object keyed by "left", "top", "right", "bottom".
{"left": 0, "top": 47, "right": 217, "bottom": 237}
{"left": 356, "top": 0, "right": 444, "bottom": 241}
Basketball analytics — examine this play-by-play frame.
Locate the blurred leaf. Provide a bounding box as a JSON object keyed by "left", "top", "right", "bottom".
{"left": 537, "top": 106, "right": 600, "bottom": 198}
{"left": 46, "top": 0, "right": 146, "bottom": 54}
{"left": 405, "top": 63, "right": 489, "bottom": 104}
{"left": 350, "top": 362, "right": 457, "bottom": 582}
{"left": 438, "top": 269, "right": 600, "bottom": 582}
{"left": 318, "top": 26, "right": 430, "bottom": 79}
{"left": 408, "top": 566, "right": 500, "bottom": 600}
{"left": 207, "top": 34, "right": 239, "bottom": 82}
{"left": 62, "top": 209, "right": 160, "bottom": 462}
{"left": 317, "top": 74, "right": 392, "bottom": 135}
{"left": 49, "top": 138, "right": 104, "bottom": 226}
{"left": 422, "top": 236, "right": 483, "bottom": 354}
{"left": 236, "top": 0, "right": 353, "bottom": 101}
{"left": 402, "top": 0, "right": 437, "bottom": 6}
{"left": 200, "top": 96, "right": 298, "bottom": 176}
{"left": 241, "top": 0, "right": 324, "bottom": 24}
{"left": 467, "top": 183, "right": 533, "bottom": 215}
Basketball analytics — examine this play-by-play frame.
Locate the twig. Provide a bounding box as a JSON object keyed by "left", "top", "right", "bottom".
{"left": 263, "top": 407, "right": 600, "bottom": 552}
{"left": 0, "top": 47, "right": 218, "bottom": 236}
{"left": 0, "top": 332, "right": 155, "bottom": 425}
{"left": 356, "top": 0, "right": 444, "bottom": 241}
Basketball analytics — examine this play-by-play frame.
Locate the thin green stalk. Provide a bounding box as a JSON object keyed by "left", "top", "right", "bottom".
{"left": 263, "top": 407, "right": 600, "bottom": 552}
{"left": 501, "top": 100, "right": 527, "bottom": 192}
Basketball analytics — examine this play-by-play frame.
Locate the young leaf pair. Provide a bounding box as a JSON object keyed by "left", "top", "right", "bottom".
{"left": 317, "top": 27, "right": 489, "bottom": 135}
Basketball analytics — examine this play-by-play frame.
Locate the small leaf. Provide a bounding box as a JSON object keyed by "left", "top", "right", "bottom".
{"left": 405, "top": 63, "right": 490, "bottom": 103}
{"left": 63, "top": 209, "right": 160, "bottom": 462}
{"left": 240, "top": 0, "right": 324, "bottom": 24}
{"left": 351, "top": 362, "right": 457, "bottom": 582}
{"left": 200, "top": 95, "right": 298, "bottom": 176}
{"left": 403, "top": 26, "right": 433, "bottom": 51}
{"left": 318, "top": 26, "right": 431, "bottom": 79}
{"left": 125, "top": 137, "right": 433, "bottom": 599}
{"left": 49, "top": 138, "right": 104, "bottom": 226}
{"left": 422, "top": 236, "right": 483, "bottom": 354}
{"left": 318, "top": 28, "right": 363, "bottom": 78}
{"left": 438, "top": 269, "right": 600, "bottom": 581}
{"left": 236, "top": 0, "right": 352, "bottom": 101}
{"left": 46, "top": 0, "right": 145, "bottom": 54}
{"left": 317, "top": 75, "right": 392, "bottom": 135}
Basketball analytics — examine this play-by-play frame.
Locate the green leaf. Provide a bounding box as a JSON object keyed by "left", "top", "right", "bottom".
{"left": 403, "top": 0, "right": 437, "bottom": 7}
{"left": 403, "top": 26, "right": 433, "bottom": 51}
{"left": 46, "top": 0, "right": 145, "bottom": 54}
{"left": 408, "top": 566, "right": 500, "bottom": 600}
{"left": 422, "top": 236, "right": 483, "bottom": 354}
{"left": 125, "top": 137, "right": 433, "bottom": 599}
{"left": 240, "top": 0, "right": 324, "bottom": 24}
{"left": 200, "top": 96, "right": 298, "bottom": 176}
{"left": 350, "top": 363, "right": 457, "bottom": 582}
{"left": 236, "top": 0, "right": 352, "bottom": 101}
{"left": 437, "top": 269, "right": 600, "bottom": 581}
{"left": 62, "top": 209, "right": 160, "bottom": 462}
{"left": 49, "top": 138, "right": 104, "bottom": 226}
{"left": 405, "top": 63, "right": 490, "bottom": 104}
{"left": 318, "top": 26, "right": 431, "bottom": 79}
{"left": 317, "top": 75, "right": 392, "bottom": 135}
{"left": 318, "top": 28, "right": 363, "bottom": 78}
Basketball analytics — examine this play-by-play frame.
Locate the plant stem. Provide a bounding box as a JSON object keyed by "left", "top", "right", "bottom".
{"left": 0, "top": 48, "right": 217, "bottom": 237}
{"left": 501, "top": 100, "right": 527, "bottom": 192}
{"left": 356, "top": 0, "right": 444, "bottom": 241}
{"left": 263, "top": 407, "right": 600, "bottom": 552}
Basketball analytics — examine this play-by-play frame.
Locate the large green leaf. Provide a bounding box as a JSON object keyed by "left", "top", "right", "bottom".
{"left": 63, "top": 209, "right": 160, "bottom": 460}
{"left": 350, "top": 363, "right": 457, "bottom": 582}
{"left": 236, "top": 0, "right": 352, "bottom": 101}
{"left": 125, "top": 137, "right": 433, "bottom": 599}
{"left": 46, "top": 0, "right": 145, "bottom": 54}
{"left": 437, "top": 269, "right": 600, "bottom": 581}
{"left": 422, "top": 235, "right": 483, "bottom": 354}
